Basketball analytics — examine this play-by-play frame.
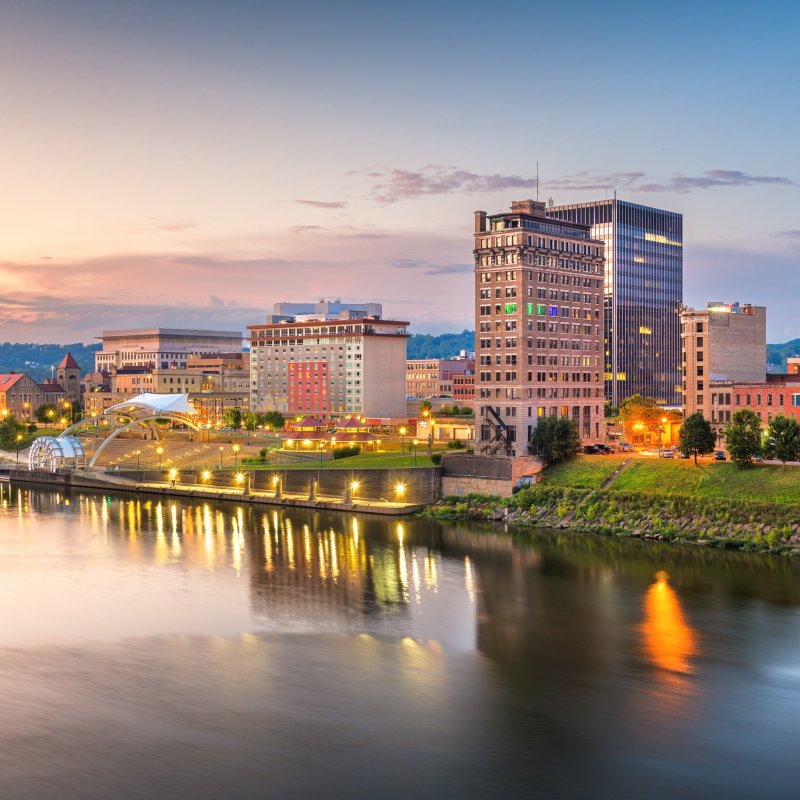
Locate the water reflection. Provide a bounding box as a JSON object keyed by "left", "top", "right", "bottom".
{"left": 642, "top": 570, "right": 697, "bottom": 675}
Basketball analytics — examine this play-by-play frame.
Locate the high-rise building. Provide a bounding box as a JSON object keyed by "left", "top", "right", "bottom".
{"left": 473, "top": 200, "right": 606, "bottom": 456}
{"left": 680, "top": 301, "right": 766, "bottom": 423}
{"left": 248, "top": 313, "right": 408, "bottom": 419}
{"left": 547, "top": 199, "right": 683, "bottom": 406}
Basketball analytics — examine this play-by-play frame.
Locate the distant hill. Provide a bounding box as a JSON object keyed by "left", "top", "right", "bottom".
{"left": 767, "top": 340, "right": 800, "bottom": 372}
{"left": 0, "top": 342, "right": 100, "bottom": 382}
{"left": 406, "top": 330, "right": 474, "bottom": 360}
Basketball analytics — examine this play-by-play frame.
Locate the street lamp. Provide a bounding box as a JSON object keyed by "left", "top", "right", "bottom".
{"left": 660, "top": 416, "right": 668, "bottom": 448}
{"left": 233, "top": 443, "right": 240, "bottom": 468}
{"left": 399, "top": 426, "right": 406, "bottom": 454}
{"left": 134, "top": 449, "right": 141, "bottom": 470}
{"left": 219, "top": 445, "right": 224, "bottom": 469}
{"left": 16, "top": 433, "right": 23, "bottom": 464}
{"left": 156, "top": 445, "right": 164, "bottom": 470}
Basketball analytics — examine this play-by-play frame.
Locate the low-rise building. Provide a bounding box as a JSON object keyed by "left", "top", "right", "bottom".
{"left": 0, "top": 370, "right": 69, "bottom": 420}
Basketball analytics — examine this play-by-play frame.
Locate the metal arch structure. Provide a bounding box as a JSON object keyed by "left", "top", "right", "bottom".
{"left": 57, "top": 393, "right": 201, "bottom": 470}
{"left": 29, "top": 436, "right": 86, "bottom": 472}
{"left": 85, "top": 412, "right": 202, "bottom": 468}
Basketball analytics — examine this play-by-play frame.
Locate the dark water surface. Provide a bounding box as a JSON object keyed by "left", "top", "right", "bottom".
{"left": 2, "top": 482, "right": 800, "bottom": 798}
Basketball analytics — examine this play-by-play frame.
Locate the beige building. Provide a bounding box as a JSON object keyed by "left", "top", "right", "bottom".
{"left": 249, "top": 314, "right": 409, "bottom": 419}
{"left": 95, "top": 328, "right": 243, "bottom": 373}
{"left": 474, "top": 200, "right": 606, "bottom": 455}
{"left": 680, "top": 302, "right": 766, "bottom": 421}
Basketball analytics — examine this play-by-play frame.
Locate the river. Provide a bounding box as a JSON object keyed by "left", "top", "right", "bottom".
{"left": 1, "top": 482, "right": 800, "bottom": 799}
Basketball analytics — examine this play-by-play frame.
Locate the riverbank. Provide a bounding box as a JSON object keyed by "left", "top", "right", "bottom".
{"left": 424, "top": 456, "right": 800, "bottom": 556}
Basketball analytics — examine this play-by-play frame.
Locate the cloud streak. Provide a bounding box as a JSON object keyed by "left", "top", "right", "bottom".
{"left": 390, "top": 258, "right": 472, "bottom": 276}
{"left": 546, "top": 169, "right": 794, "bottom": 194}
{"left": 353, "top": 165, "right": 795, "bottom": 202}
{"left": 295, "top": 199, "right": 348, "bottom": 209}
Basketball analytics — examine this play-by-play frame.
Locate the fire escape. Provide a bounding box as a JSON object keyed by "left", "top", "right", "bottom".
{"left": 479, "top": 406, "right": 513, "bottom": 456}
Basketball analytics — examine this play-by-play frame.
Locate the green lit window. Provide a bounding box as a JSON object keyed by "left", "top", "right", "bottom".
{"left": 537, "top": 304, "right": 546, "bottom": 315}
{"left": 527, "top": 303, "right": 533, "bottom": 315}
{"left": 505, "top": 303, "right": 517, "bottom": 314}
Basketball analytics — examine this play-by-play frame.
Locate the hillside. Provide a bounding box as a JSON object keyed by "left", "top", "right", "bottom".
{"left": 767, "top": 339, "right": 800, "bottom": 371}
{"left": 0, "top": 342, "right": 100, "bottom": 381}
{"left": 406, "top": 330, "right": 474, "bottom": 360}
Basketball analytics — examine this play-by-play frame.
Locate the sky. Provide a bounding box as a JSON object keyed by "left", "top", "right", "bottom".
{"left": 0, "top": 0, "right": 798, "bottom": 343}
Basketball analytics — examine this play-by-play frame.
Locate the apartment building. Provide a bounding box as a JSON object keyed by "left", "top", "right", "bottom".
{"left": 249, "top": 313, "right": 408, "bottom": 419}
{"left": 474, "top": 199, "right": 605, "bottom": 455}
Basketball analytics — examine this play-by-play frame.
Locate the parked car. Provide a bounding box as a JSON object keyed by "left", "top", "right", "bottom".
{"left": 678, "top": 450, "right": 691, "bottom": 459}
{"left": 752, "top": 454, "right": 763, "bottom": 463}
{"left": 659, "top": 448, "right": 674, "bottom": 458}
{"left": 594, "top": 444, "right": 612, "bottom": 454}
{"left": 583, "top": 445, "right": 599, "bottom": 455}
{"left": 715, "top": 450, "right": 727, "bottom": 461}
{"left": 618, "top": 442, "right": 634, "bottom": 452}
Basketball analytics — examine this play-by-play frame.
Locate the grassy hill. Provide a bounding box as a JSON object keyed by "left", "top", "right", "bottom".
{"left": 406, "top": 330, "right": 474, "bottom": 359}
{"left": 767, "top": 339, "right": 800, "bottom": 371}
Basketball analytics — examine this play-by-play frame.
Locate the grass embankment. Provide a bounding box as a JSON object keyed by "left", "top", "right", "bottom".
{"left": 426, "top": 456, "right": 800, "bottom": 556}
{"left": 242, "top": 451, "right": 439, "bottom": 470}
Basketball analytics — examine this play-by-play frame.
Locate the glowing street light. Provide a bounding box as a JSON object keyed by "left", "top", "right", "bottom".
{"left": 350, "top": 480, "right": 360, "bottom": 496}
{"left": 156, "top": 445, "right": 164, "bottom": 470}
{"left": 399, "top": 426, "right": 406, "bottom": 454}
{"left": 219, "top": 445, "right": 224, "bottom": 469}
{"left": 201, "top": 470, "right": 211, "bottom": 482}
{"left": 134, "top": 449, "right": 141, "bottom": 470}
{"left": 169, "top": 468, "right": 178, "bottom": 487}
{"left": 394, "top": 481, "right": 406, "bottom": 498}
{"left": 233, "top": 443, "right": 240, "bottom": 467}
{"left": 16, "top": 433, "right": 23, "bottom": 464}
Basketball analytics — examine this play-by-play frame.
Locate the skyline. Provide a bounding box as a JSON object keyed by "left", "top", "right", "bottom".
{"left": 1, "top": 0, "right": 798, "bottom": 343}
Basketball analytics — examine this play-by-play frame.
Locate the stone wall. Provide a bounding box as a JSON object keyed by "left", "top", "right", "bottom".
{"left": 441, "top": 475, "right": 514, "bottom": 498}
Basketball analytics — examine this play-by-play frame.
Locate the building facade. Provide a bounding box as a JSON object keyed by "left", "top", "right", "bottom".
{"left": 0, "top": 372, "right": 66, "bottom": 420}
{"left": 547, "top": 199, "right": 683, "bottom": 406}
{"left": 473, "top": 199, "right": 605, "bottom": 455}
{"left": 248, "top": 315, "right": 409, "bottom": 419}
{"left": 680, "top": 302, "right": 766, "bottom": 422}
{"left": 95, "top": 328, "right": 243, "bottom": 373}
{"left": 405, "top": 356, "right": 475, "bottom": 399}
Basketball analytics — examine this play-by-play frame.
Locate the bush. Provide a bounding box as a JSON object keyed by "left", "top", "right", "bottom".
{"left": 259, "top": 448, "right": 268, "bottom": 458}
{"left": 430, "top": 453, "right": 443, "bottom": 465}
{"left": 446, "top": 439, "right": 466, "bottom": 449}
{"left": 333, "top": 445, "right": 361, "bottom": 460}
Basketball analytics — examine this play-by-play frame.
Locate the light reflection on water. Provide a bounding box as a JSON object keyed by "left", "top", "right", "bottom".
{"left": 2, "top": 483, "right": 800, "bottom": 798}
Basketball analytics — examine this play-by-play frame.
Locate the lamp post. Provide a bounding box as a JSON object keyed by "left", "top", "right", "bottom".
{"left": 399, "top": 426, "right": 406, "bottom": 454}
{"left": 134, "top": 449, "right": 141, "bottom": 470}
{"left": 219, "top": 445, "right": 224, "bottom": 469}
{"left": 233, "top": 443, "right": 240, "bottom": 468}
{"left": 156, "top": 445, "right": 163, "bottom": 470}
{"left": 16, "top": 433, "right": 23, "bottom": 464}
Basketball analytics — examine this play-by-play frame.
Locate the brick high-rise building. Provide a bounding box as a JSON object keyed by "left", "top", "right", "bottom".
{"left": 680, "top": 301, "right": 766, "bottom": 424}
{"left": 249, "top": 313, "right": 409, "bottom": 420}
{"left": 473, "top": 200, "right": 605, "bottom": 455}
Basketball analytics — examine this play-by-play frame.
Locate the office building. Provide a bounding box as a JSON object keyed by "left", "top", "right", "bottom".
{"left": 95, "top": 328, "right": 243, "bottom": 373}
{"left": 405, "top": 356, "right": 475, "bottom": 399}
{"left": 248, "top": 313, "right": 409, "bottom": 420}
{"left": 680, "top": 302, "right": 766, "bottom": 423}
{"left": 473, "top": 199, "right": 605, "bottom": 455}
{"left": 547, "top": 199, "right": 683, "bottom": 406}
{"left": 266, "top": 300, "right": 382, "bottom": 323}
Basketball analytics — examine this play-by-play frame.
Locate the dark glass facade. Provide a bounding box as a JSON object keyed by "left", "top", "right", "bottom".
{"left": 547, "top": 200, "right": 682, "bottom": 406}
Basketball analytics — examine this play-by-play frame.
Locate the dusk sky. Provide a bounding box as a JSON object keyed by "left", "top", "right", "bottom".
{"left": 1, "top": 0, "right": 797, "bottom": 343}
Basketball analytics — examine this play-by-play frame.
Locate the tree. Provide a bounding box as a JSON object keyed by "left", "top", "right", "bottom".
{"left": 243, "top": 411, "right": 261, "bottom": 432}
{"left": 419, "top": 399, "right": 432, "bottom": 415}
{"left": 619, "top": 394, "right": 662, "bottom": 439}
{"left": 529, "top": 416, "right": 582, "bottom": 465}
{"left": 764, "top": 414, "right": 800, "bottom": 466}
{"left": 725, "top": 409, "right": 762, "bottom": 469}
{"left": 222, "top": 408, "right": 242, "bottom": 430}
{"left": 0, "top": 415, "right": 26, "bottom": 450}
{"left": 35, "top": 403, "right": 58, "bottom": 423}
{"left": 678, "top": 412, "right": 716, "bottom": 465}
{"left": 263, "top": 411, "right": 285, "bottom": 431}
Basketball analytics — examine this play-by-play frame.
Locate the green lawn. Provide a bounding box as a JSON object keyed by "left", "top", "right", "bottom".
{"left": 554, "top": 456, "right": 800, "bottom": 506}
{"left": 540, "top": 454, "right": 629, "bottom": 489}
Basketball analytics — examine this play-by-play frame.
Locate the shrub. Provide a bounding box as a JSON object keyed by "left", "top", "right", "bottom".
{"left": 430, "top": 453, "right": 443, "bottom": 465}
{"left": 259, "top": 448, "right": 268, "bottom": 458}
{"left": 333, "top": 445, "right": 361, "bottom": 460}
{"left": 446, "top": 439, "right": 466, "bottom": 449}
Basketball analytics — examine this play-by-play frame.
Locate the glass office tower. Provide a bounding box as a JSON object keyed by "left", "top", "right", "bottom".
{"left": 547, "top": 199, "right": 682, "bottom": 407}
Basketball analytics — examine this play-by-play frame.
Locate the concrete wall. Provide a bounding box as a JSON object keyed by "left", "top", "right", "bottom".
{"left": 442, "top": 475, "right": 514, "bottom": 498}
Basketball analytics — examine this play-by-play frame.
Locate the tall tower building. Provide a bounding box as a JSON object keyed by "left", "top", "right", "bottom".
{"left": 56, "top": 352, "right": 81, "bottom": 405}
{"left": 473, "top": 200, "right": 605, "bottom": 456}
{"left": 547, "top": 199, "right": 683, "bottom": 407}
{"left": 680, "top": 301, "right": 766, "bottom": 422}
